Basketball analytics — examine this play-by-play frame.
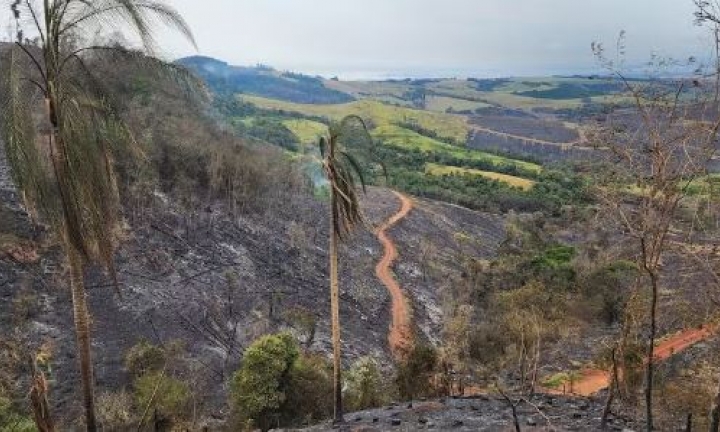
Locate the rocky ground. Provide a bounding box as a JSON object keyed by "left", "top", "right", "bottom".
{"left": 283, "top": 394, "right": 639, "bottom": 432}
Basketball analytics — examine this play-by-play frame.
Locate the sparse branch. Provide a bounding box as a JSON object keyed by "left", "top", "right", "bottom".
{"left": 496, "top": 385, "right": 522, "bottom": 432}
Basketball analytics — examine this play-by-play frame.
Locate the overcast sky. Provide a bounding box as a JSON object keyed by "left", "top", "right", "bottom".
{"left": 159, "top": 0, "right": 712, "bottom": 79}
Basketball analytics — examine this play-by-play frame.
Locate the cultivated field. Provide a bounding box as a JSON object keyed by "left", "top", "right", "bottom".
{"left": 283, "top": 119, "right": 328, "bottom": 144}
{"left": 373, "top": 124, "right": 542, "bottom": 173}
{"left": 323, "top": 76, "right": 625, "bottom": 112}
{"left": 241, "top": 95, "right": 469, "bottom": 143}
{"left": 471, "top": 115, "right": 580, "bottom": 143}
{"left": 425, "top": 95, "right": 492, "bottom": 113}
{"left": 425, "top": 163, "right": 536, "bottom": 190}
{"left": 468, "top": 129, "right": 595, "bottom": 164}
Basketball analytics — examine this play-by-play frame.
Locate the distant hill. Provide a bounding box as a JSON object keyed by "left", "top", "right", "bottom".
{"left": 177, "top": 56, "right": 354, "bottom": 104}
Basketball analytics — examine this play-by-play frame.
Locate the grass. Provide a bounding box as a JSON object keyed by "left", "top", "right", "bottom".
{"left": 425, "top": 95, "right": 492, "bottom": 113}
{"left": 425, "top": 163, "right": 536, "bottom": 190}
{"left": 618, "top": 174, "right": 720, "bottom": 199}
{"left": 283, "top": 119, "right": 328, "bottom": 144}
{"left": 687, "top": 174, "right": 720, "bottom": 195}
{"left": 240, "top": 95, "right": 469, "bottom": 143}
{"left": 323, "top": 80, "right": 412, "bottom": 99}
{"left": 541, "top": 371, "right": 584, "bottom": 389}
{"left": 374, "top": 124, "right": 542, "bottom": 173}
{"left": 240, "top": 95, "right": 543, "bottom": 178}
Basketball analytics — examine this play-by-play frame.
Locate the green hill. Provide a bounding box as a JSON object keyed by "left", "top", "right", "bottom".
{"left": 178, "top": 56, "right": 354, "bottom": 104}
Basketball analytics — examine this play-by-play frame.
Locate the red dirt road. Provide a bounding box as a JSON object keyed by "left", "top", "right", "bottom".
{"left": 375, "top": 191, "right": 414, "bottom": 359}
{"left": 550, "top": 324, "right": 718, "bottom": 397}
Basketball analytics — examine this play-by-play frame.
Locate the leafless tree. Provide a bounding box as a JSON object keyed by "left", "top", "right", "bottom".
{"left": 590, "top": 37, "right": 720, "bottom": 431}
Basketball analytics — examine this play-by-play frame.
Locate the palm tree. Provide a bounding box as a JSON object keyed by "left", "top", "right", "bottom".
{"left": 0, "top": 1, "right": 196, "bottom": 430}
{"left": 318, "top": 115, "right": 378, "bottom": 424}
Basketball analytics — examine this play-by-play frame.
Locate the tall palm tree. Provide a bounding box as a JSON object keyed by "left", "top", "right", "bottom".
{"left": 319, "top": 115, "right": 378, "bottom": 424}
{"left": 0, "top": 1, "right": 196, "bottom": 430}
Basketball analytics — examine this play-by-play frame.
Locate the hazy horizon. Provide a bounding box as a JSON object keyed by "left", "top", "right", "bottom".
{"left": 159, "top": 0, "right": 713, "bottom": 80}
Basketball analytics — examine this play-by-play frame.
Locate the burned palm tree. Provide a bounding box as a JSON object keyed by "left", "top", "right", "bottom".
{"left": 0, "top": 1, "right": 197, "bottom": 430}
{"left": 319, "top": 115, "right": 379, "bottom": 423}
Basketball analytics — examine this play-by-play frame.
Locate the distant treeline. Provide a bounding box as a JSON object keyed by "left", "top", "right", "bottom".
{"left": 178, "top": 56, "right": 354, "bottom": 104}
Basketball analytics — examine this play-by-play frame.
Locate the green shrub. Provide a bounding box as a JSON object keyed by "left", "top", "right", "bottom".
{"left": 133, "top": 372, "right": 190, "bottom": 420}
{"left": 0, "top": 396, "right": 35, "bottom": 432}
{"left": 345, "top": 357, "right": 388, "bottom": 411}
{"left": 124, "top": 339, "right": 166, "bottom": 377}
{"left": 230, "top": 333, "right": 299, "bottom": 430}
{"left": 229, "top": 333, "right": 333, "bottom": 430}
{"left": 284, "top": 354, "right": 333, "bottom": 425}
{"left": 530, "top": 245, "right": 575, "bottom": 270}
{"left": 581, "top": 260, "right": 637, "bottom": 324}
{"left": 124, "top": 340, "right": 191, "bottom": 425}
{"left": 395, "top": 345, "right": 438, "bottom": 400}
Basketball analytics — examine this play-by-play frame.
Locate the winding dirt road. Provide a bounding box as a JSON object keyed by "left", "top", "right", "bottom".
{"left": 375, "top": 191, "right": 415, "bottom": 360}
{"left": 372, "top": 190, "right": 718, "bottom": 392}
{"left": 551, "top": 324, "right": 718, "bottom": 397}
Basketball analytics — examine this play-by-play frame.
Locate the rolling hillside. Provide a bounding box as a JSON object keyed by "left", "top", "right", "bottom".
{"left": 240, "top": 95, "right": 469, "bottom": 144}
{"left": 178, "top": 56, "right": 354, "bottom": 104}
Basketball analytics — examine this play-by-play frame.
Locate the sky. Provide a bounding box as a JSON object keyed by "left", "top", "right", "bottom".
{"left": 158, "top": 0, "right": 713, "bottom": 80}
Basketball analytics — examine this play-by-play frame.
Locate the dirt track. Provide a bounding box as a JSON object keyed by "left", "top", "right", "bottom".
{"left": 469, "top": 125, "right": 589, "bottom": 149}
{"left": 375, "top": 191, "right": 414, "bottom": 359}
{"left": 552, "top": 324, "right": 718, "bottom": 396}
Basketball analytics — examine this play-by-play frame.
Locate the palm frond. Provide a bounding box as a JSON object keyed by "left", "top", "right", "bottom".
{"left": 0, "top": 46, "right": 56, "bottom": 221}
{"left": 59, "top": 0, "right": 197, "bottom": 53}
{"left": 319, "top": 136, "right": 328, "bottom": 158}
{"left": 320, "top": 115, "right": 384, "bottom": 240}
{"left": 340, "top": 151, "right": 367, "bottom": 194}
{"left": 1, "top": 0, "right": 201, "bottom": 276}
{"left": 87, "top": 46, "right": 206, "bottom": 99}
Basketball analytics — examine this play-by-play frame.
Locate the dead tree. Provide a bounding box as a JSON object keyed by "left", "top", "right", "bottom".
{"left": 29, "top": 358, "right": 54, "bottom": 432}
{"left": 710, "top": 377, "right": 720, "bottom": 432}
{"left": 497, "top": 385, "right": 522, "bottom": 432}
{"left": 591, "top": 39, "right": 720, "bottom": 431}
{"left": 601, "top": 346, "right": 620, "bottom": 429}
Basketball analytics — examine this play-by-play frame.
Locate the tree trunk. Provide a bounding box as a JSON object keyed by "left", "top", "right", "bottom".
{"left": 48, "top": 100, "right": 97, "bottom": 431}
{"left": 329, "top": 204, "right": 343, "bottom": 424}
{"left": 645, "top": 272, "right": 659, "bottom": 432}
{"left": 68, "top": 244, "right": 97, "bottom": 432}
{"left": 29, "top": 367, "right": 55, "bottom": 432}
{"left": 601, "top": 347, "right": 619, "bottom": 429}
{"left": 710, "top": 375, "right": 720, "bottom": 432}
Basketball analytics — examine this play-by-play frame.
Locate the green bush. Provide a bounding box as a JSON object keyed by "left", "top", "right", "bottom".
{"left": 229, "top": 333, "right": 333, "bottom": 431}
{"left": 0, "top": 396, "right": 35, "bottom": 432}
{"left": 231, "top": 333, "right": 298, "bottom": 428}
{"left": 133, "top": 372, "right": 190, "bottom": 420}
{"left": 395, "top": 345, "right": 438, "bottom": 400}
{"left": 345, "top": 357, "right": 388, "bottom": 411}
{"left": 284, "top": 353, "right": 333, "bottom": 425}
{"left": 124, "top": 340, "right": 191, "bottom": 425}
{"left": 124, "top": 339, "right": 166, "bottom": 377}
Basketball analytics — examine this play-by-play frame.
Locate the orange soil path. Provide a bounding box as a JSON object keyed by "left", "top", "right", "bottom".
{"left": 375, "top": 191, "right": 414, "bottom": 359}
{"left": 550, "top": 324, "right": 718, "bottom": 397}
